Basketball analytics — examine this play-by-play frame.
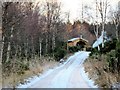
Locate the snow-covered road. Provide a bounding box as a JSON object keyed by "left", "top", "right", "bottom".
{"left": 18, "top": 51, "right": 97, "bottom": 88}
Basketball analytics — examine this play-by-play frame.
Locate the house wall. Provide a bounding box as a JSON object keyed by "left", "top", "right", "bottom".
{"left": 68, "top": 39, "right": 80, "bottom": 47}
{"left": 67, "top": 42, "right": 74, "bottom": 47}
{"left": 67, "top": 38, "right": 90, "bottom": 48}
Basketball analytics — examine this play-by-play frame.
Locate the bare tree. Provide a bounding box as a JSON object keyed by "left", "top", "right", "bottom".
{"left": 83, "top": 2, "right": 100, "bottom": 50}
{"left": 45, "top": 0, "right": 62, "bottom": 55}
{"left": 95, "top": 0, "right": 100, "bottom": 50}
{"left": 97, "top": 0, "right": 110, "bottom": 48}
{"left": 110, "top": 5, "right": 120, "bottom": 41}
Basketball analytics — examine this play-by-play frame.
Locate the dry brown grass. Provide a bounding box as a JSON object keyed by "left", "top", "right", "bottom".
{"left": 84, "top": 55, "right": 118, "bottom": 88}
{"left": 1, "top": 53, "right": 72, "bottom": 88}
{"left": 0, "top": 64, "right": 2, "bottom": 89}
{"left": 2, "top": 56, "right": 59, "bottom": 88}
{"left": 0, "top": 28, "right": 2, "bottom": 41}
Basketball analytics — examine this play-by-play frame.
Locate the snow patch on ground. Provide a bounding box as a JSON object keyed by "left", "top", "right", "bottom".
{"left": 50, "top": 52, "right": 85, "bottom": 88}
{"left": 68, "top": 37, "right": 80, "bottom": 42}
{"left": 80, "top": 66, "right": 98, "bottom": 88}
{"left": 92, "top": 31, "right": 110, "bottom": 48}
{"left": 17, "top": 51, "right": 97, "bottom": 88}
{"left": 92, "top": 33, "right": 103, "bottom": 48}
{"left": 17, "top": 69, "right": 54, "bottom": 88}
{"left": 17, "top": 52, "right": 76, "bottom": 88}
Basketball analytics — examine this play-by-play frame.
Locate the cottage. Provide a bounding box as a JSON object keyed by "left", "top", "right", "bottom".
{"left": 67, "top": 37, "right": 90, "bottom": 51}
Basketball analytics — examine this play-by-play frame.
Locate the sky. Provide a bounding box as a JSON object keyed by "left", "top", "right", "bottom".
{"left": 36, "top": 0, "right": 120, "bottom": 23}
{"left": 58, "top": 0, "right": 120, "bottom": 23}
{"left": 60, "top": 0, "right": 91, "bottom": 22}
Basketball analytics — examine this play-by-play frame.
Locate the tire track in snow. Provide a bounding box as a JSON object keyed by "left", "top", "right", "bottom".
{"left": 18, "top": 51, "right": 81, "bottom": 88}
{"left": 18, "top": 51, "right": 97, "bottom": 88}
{"left": 50, "top": 52, "right": 87, "bottom": 88}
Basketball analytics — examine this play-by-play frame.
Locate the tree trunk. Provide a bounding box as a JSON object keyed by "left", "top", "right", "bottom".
{"left": 52, "top": 31, "right": 55, "bottom": 57}
{"left": 45, "top": 35, "right": 48, "bottom": 54}
{"left": 115, "top": 25, "right": 119, "bottom": 41}
{"left": 2, "top": 37, "right": 8, "bottom": 64}
{"left": 31, "top": 37, "right": 35, "bottom": 59}
{"left": 39, "top": 37, "right": 42, "bottom": 59}
{"left": 96, "top": 25, "right": 100, "bottom": 51}
{"left": 102, "top": 21, "right": 105, "bottom": 48}
{"left": 94, "top": 24, "right": 100, "bottom": 51}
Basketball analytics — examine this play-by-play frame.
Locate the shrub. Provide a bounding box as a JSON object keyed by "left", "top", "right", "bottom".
{"left": 86, "top": 47, "right": 92, "bottom": 51}
{"left": 106, "top": 50, "right": 116, "bottom": 73}
{"left": 17, "top": 61, "right": 29, "bottom": 75}
{"left": 68, "top": 46, "right": 80, "bottom": 53}
{"left": 54, "top": 48, "right": 67, "bottom": 61}
{"left": 116, "top": 41, "right": 120, "bottom": 56}
{"left": 116, "top": 41, "right": 120, "bottom": 72}
{"left": 21, "top": 63, "right": 29, "bottom": 71}
{"left": 101, "top": 38, "right": 117, "bottom": 54}
{"left": 90, "top": 48, "right": 100, "bottom": 56}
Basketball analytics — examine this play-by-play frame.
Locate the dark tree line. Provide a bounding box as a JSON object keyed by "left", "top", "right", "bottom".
{"left": 2, "top": 2, "right": 67, "bottom": 77}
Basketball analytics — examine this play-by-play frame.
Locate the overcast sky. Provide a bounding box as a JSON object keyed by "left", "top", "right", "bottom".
{"left": 58, "top": 0, "right": 120, "bottom": 23}
{"left": 35, "top": 0, "right": 120, "bottom": 23}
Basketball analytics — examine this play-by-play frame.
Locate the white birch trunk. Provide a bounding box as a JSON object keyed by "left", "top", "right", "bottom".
{"left": 95, "top": 0, "right": 100, "bottom": 51}
{"left": 39, "top": 38, "right": 42, "bottom": 59}
{"left": 96, "top": 25, "right": 100, "bottom": 51}
{"left": 26, "top": 38, "right": 28, "bottom": 61}
{"left": 52, "top": 31, "right": 55, "bottom": 50}
{"left": 52, "top": 31, "right": 55, "bottom": 57}
{"left": 102, "top": 21, "right": 105, "bottom": 48}
{"left": 7, "top": 26, "right": 13, "bottom": 62}
{"left": 31, "top": 37, "right": 35, "bottom": 59}
{"left": 115, "top": 24, "right": 119, "bottom": 41}
{"left": 46, "top": 36, "right": 48, "bottom": 54}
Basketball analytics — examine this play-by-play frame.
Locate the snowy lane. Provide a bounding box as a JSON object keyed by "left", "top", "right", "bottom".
{"left": 68, "top": 65, "right": 89, "bottom": 88}
{"left": 18, "top": 51, "right": 97, "bottom": 88}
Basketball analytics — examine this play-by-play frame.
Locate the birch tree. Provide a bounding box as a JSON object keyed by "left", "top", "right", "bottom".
{"left": 45, "top": 0, "right": 61, "bottom": 55}
{"left": 84, "top": 2, "right": 100, "bottom": 50}
{"left": 110, "top": 6, "right": 120, "bottom": 41}
{"left": 95, "top": 0, "right": 100, "bottom": 50}
{"left": 97, "top": 0, "right": 110, "bottom": 48}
